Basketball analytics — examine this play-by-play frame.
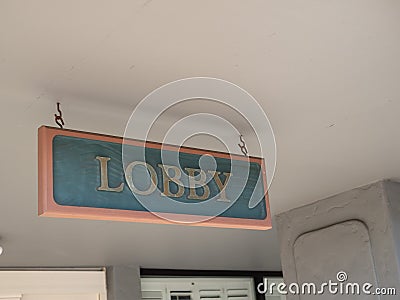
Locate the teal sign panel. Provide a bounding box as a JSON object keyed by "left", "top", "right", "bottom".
{"left": 39, "top": 126, "right": 271, "bottom": 229}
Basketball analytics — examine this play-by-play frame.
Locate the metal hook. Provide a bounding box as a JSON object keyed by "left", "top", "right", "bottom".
{"left": 54, "top": 102, "right": 65, "bottom": 129}
{"left": 238, "top": 135, "right": 248, "bottom": 156}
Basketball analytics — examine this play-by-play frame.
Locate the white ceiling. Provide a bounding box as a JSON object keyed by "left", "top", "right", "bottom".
{"left": 0, "top": 0, "right": 399, "bottom": 270}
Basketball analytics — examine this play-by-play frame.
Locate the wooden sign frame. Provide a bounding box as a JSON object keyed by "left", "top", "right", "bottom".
{"left": 38, "top": 126, "right": 271, "bottom": 230}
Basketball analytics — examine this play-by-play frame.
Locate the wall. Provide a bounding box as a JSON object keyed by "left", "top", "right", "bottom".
{"left": 276, "top": 180, "right": 400, "bottom": 300}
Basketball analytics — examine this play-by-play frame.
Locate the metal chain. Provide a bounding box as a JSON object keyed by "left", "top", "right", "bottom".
{"left": 238, "top": 135, "right": 248, "bottom": 156}
{"left": 54, "top": 102, "right": 65, "bottom": 129}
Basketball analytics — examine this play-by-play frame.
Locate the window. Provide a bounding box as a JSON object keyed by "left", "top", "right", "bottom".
{"left": 141, "top": 277, "right": 256, "bottom": 300}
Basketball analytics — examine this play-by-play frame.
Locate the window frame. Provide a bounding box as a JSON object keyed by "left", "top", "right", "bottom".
{"left": 140, "top": 268, "right": 283, "bottom": 300}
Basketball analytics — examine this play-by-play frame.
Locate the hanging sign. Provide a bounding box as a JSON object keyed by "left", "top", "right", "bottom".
{"left": 38, "top": 126, "right": 271, "bottom": 230}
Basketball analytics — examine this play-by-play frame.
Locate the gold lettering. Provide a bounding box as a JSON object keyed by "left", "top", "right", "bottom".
{"left": 185, "top": 168, "right": 210, "bottom": 200}
{"left": 158, "top": 164, "right": 184, "bottom": 197}
{"left": 96, "top": 156, "right": 124, "bottom": 192}
{"left": 209, "top": 171, "right": 231, "bottom": 202}
{"left": 125, "top": 161, "right": 157, "bottom": 195}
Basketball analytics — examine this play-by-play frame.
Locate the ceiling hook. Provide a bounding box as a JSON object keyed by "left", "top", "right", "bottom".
{"left": 54, "top": 102, "right": 65, "bottom": 129}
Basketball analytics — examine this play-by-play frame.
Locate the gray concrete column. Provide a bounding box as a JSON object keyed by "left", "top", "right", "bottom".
{"left": 107, "top": 266, "right": 142, "bottom": 300}
{"left": 276, "top": 180, "right": 400, "bottom": 300}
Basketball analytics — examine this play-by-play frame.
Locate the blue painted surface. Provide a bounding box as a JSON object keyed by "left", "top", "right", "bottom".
{"left": 52, "top": 135, "right": 267, "bottom": 220}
